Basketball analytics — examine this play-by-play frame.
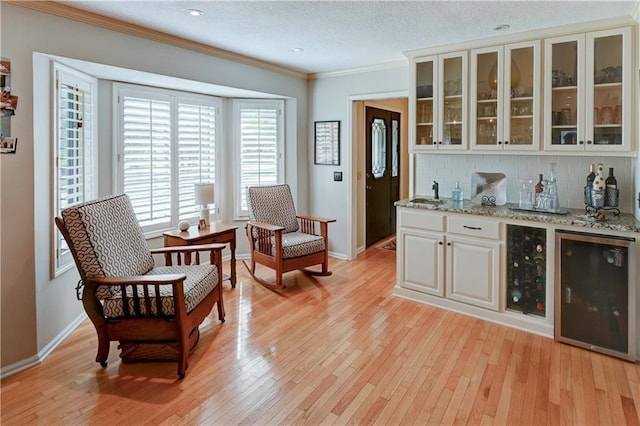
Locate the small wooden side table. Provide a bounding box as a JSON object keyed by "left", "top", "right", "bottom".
{"left": 163, "top": 222, "right": 238, "bottom": 288}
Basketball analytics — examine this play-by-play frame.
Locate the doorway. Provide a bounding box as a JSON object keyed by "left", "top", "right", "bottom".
{"left": 365, "top": 106, "right": 401, "bottom": 247}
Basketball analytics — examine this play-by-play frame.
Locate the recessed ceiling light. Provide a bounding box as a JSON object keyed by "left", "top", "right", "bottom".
{"left": 292, "top": 48, "right": 304, "bottom": 53}
{"left": 186, "top": 9, "right": 204, "bottom": 17}
{"left": 493, "top": 24, "right": 510, "bottom": 31}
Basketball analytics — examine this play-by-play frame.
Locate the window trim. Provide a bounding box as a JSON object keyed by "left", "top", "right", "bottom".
{"left": 52, "top": 62, "right": 98, "bottom": 278}
{"left": 232, "top": 99, "right": 285, "bottom": 220}
{"left": 114, "top": 83, "right": 221, "bottom": 236}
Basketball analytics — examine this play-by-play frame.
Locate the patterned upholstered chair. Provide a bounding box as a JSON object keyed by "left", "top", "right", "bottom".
{"left": 55, "top": 194, "right": 225, "bottom": 379}
{"left": 243, "top": 184, "right": 335, "bottom": 288}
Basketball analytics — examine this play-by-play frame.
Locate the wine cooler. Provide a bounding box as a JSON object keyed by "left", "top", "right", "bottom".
{"left": 556, "top": 230, "right": 636, "bottom": 360}
{"left": 506, "top": 225, "right": 546, "bottom": 317}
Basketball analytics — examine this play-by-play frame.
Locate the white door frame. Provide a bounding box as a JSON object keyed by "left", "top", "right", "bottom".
{"left": 347, "top": 90, "right": 408, "bottom": 260}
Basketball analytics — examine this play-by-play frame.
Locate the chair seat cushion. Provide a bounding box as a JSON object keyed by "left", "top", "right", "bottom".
{"left": 276, "top": 232, "right": 326, "bottom": 259}
{"left": 101, "top": 264, "right": 218, "bottom": 318}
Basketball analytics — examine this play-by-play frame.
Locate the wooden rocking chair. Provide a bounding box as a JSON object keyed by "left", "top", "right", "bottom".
{"left": 242, "top": 184, "right": 335, "bottom": 288}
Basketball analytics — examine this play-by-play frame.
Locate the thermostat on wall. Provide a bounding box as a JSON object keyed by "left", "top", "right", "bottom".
{"left": 333, "top": 171, "right": 342, "bottom": 181}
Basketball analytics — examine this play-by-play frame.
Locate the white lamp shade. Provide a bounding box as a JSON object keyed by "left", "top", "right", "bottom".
{"left": 194, "top": 183, "right": 215, "bottom": 205}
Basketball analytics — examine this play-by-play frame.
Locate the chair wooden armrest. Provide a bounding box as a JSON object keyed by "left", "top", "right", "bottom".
{"left": 151, "top": 243, "right": 225, "bottom": 266}
{"left": 296, "top": 215, "right": 336, "bottom": 224}
{"left": 246, "top": 221, "right": 285, "bottom": 258}
{"left": 86, "top": 274, "right": 188, "bottom": 319}
{"left": 296, "top": 215, "right": 335, "bottom": 238}
{"left": 88, "top": 274, "right": 187, "bottom": 286}
{"left": 246, "top": 221, "right": 286, "bottom": 232}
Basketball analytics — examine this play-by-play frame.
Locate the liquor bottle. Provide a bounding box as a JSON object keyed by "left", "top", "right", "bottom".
{"left": 605, "top": 167, "right": 619, "bottom": 207}
{"left": 585, "top": 163, "right": 595, "bottom": 205}
{"left": 534, "top": 174, "right": 544, "bottom": 207}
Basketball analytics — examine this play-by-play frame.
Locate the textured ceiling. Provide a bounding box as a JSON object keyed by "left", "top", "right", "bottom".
{"left": 57, "top": 1, "right": 637, "bottom": 75}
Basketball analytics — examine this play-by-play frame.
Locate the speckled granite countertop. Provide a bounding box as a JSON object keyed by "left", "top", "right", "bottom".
{"left": 395, "top": 197, "right": 640, "bottom": 234}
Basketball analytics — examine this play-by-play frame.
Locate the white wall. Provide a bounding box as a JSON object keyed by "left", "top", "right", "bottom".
{"left": 1, "top": 3, "right": 308, "bottom": 371}
{"left": 309, "top": 65, "right": 409, "bottom": 258}
{"left": 414, "top": 154, "right": 635, "bottom": 213}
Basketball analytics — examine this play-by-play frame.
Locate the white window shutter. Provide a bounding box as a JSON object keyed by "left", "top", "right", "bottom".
{"left": 235, "top": 100, "right": 284, "bottom": 217}
{"left": 121, "top": 95, "right": 172, "bottom": 230}
{"left": 53, "top": 63, "right": 97, "bottom": 276}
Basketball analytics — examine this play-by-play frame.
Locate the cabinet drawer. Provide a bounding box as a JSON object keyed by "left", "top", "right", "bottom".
{"left": 448, "top": 215, "right": 501, "bottom": 240}
{"left": 398, "top": 208, "right": 445, "bottom": 232}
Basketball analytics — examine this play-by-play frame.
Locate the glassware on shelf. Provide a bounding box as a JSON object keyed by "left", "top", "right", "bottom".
{"left": 600, "top": 106, "right": 613, "bottom": 125}
{"left": 614, "top": 105, "right": 622, "bottom": 124}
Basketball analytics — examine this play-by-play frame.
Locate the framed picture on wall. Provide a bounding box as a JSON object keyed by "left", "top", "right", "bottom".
{"left": 314, "top": 120, "right": 340, "bottom": 165}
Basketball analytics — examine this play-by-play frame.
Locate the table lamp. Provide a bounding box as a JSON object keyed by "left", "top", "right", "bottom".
{"left": 194, "top": 183, "right": 215, "bottom": 227}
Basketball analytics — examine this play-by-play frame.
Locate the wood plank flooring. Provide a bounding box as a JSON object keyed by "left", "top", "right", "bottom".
{"left": 2, "top": 246, "right": 640, "bottom": 425}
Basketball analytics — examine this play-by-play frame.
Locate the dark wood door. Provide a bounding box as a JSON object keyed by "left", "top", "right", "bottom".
{"left": 365, "top": 107, "right": 400, "bottom": 247}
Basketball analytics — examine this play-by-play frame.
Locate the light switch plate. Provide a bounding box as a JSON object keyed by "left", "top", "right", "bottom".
{"left": 334, "top": 171, "right": 342, "bottom": 181}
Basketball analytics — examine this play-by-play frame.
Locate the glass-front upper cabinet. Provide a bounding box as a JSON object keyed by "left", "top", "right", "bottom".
{"left": 412, "top": 51, "right": 467, "bottom": 151}
{"left": 471, "top": 41, "right": 540, "bottom": 151}
{"left": 544, "top": 27, "right": 631, "bottom": 152}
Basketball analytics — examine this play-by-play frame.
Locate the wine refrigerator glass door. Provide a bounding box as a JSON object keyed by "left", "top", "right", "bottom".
{"left": 555, "top": 230, "right": 636, "bottom": 360}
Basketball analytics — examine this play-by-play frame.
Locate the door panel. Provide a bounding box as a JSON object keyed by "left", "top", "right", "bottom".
{"left": 366, "top": 107, "right": 400, "bottom": 247}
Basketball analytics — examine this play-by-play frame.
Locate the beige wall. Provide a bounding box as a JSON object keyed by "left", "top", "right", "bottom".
{"left": 0, "top": 3, "right": 308, "bottom": 373}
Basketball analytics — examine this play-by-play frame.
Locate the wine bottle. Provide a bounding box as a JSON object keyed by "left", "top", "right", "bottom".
{"left": 585, "top": 163, "right": 595, "bottom": 205}
{"left": 586, "top": 164, "right": 595, "bottom": 186}
{"left": 605, "top": 168, "right": 617, "bottom": 189}
{"left": 605, "top": 167, "right": 619, "bottom": 207}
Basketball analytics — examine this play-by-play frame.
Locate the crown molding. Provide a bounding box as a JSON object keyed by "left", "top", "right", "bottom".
{"left": 405, "top": 15, "right": 637, "bottom": 60}
{"left": 309, "top": 60, "right": 408, "bottom": 80}
{"left": 5, "top": 0, "right": 308, "bottom": 80}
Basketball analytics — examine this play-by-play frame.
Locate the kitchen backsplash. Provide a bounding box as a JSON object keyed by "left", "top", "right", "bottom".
{"left": 414, "top": 154, "right": 633, "bottom": 213}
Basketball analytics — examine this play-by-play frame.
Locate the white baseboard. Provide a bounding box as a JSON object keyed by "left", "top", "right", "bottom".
{"left": 0, "top": 313, "right": 87, "bottom": 380}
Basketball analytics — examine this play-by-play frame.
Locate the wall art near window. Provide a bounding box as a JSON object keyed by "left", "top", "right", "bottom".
{"left": 0, "top": 136, "right": 17, "bottom": 154}
{"left": 314, "top": 120, "right": 340, "bottom": 165}
{"left": 0, "top": 56, "right": 18, "bottom": 153}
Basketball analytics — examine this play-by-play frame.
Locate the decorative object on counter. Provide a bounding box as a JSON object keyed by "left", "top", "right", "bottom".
{"left": 590, "top": 163, "right": 606, "bottom": 209}
{"left": 471, "top": 172, "right": 506, "bottom": 206}
{"left": 584, "top": 163, "right": 621, "bottom": 217}
{"left": 451, "top": 181, "right": 463, "bottom": 202}
{"left": 178, "top": 220, "right": 190, "bottom": 232}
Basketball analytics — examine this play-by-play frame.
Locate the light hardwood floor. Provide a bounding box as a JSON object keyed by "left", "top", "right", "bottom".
{"left": 2, "top": 246, "right": 640, "bottom": 425}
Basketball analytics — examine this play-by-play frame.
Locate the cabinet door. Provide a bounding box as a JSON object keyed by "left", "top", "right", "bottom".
{"left": 586, "top": 27, "right": 631, "bottom": 152}
{"left": 437, "top": 51, "right": 467, "bottom": 150}
{"left": 397, "top": 228, "right": 444, "bottom": 297}
{"left": 446, "top": 235, "right": 501, "bottom": 311}
{"left": 414, "top": 56, "right": 437, "bottom": 150}
{"left": 471, "top": 46, "right": 503, "bottom": 150}
{"left": 544, "top": 34, "right": 585, "bottom": 151}
{"left": 503, "top": 40, "right": 540, "bottom": 151}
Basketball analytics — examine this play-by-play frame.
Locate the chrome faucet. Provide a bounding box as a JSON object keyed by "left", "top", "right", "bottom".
{"left": 432, "top": 180, "right": 439, "bottom": 200}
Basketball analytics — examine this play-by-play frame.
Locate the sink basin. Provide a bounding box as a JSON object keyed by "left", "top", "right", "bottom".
{"left": 409, "top": 197, "right": 445, "bottom": 205}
